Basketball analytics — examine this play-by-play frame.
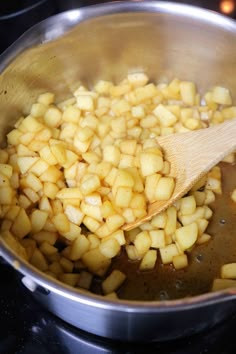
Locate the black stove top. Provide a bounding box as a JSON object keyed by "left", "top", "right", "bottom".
{"left": 1, "top": 1, "right": 236, "bottom": 353}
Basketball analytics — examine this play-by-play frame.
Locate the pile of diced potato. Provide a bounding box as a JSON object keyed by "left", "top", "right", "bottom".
{"left": 0, "top": 73, "right": 235, "bottom": 298}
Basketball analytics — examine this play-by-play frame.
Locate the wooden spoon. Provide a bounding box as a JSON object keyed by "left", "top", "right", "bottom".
{"left": 124, "top": 119, "right": 236, "bottom": 231}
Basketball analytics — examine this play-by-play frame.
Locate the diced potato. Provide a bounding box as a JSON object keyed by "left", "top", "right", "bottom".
{"left": 153, "top": 104, "right": 177, "bottom": 127}
{"left": 59, "top": 257, "right": 74, "bottom": 273}
{"left": 212, "top": 278, "right": 236, "bottom": 292}
{"left": 70, "top": 234, "right": 90, "bottom": 260}
{"left": 77, "top": 271, "right": 93, "bottom": 290}
{"left": 212, "top": 86, "right": 232, "bottom": 105}
{"left": 1, "top": 230, "right": 28, "bottom": 260}
{"left": 82, "top": 248, "right": 111, "bottom": 276}
{"left": 59, "top": 273, "right": 80, "bottom": 287}
{"left": 30, "top": 248, "right": 48, "bottom": 271}
{"left": 140, "top": 152, "right": 163, "bottom": 177}
{"left": 44, "top": 107, "right": 62, "bottom": 127}
{"left": 52, "top": 213, "right": 70, "bottom": 233}
{"left": 175, "top": 222, "right": 198, "bottom": 251}
{"left": 99, "top": 238, "right": 121, "bottom": 258}
{"left": 11, "top": 208, "right": 31, "bottom": 239}
{"left": 221, "top": 263, "right": 236, "bottom": 279}
{"left": 173, "top": 254, "right": 188, "bottom": 269}
{"left": 151, "top": 211, "right": 167, "bottom": 229}
{"left": 102, "top": 270, "right": 126, "bottom": 295}
{"left": 134, "top": 231, "right": 151, "bottom": 255}
{"left": 139, "top": 250, "right": 157, "bottom": 270}
{"left": 155, "top": 177, "right": 175, "bottom": 200}
{"left": 150, "top": 230, "right": 166, "bottom": 249}
{"left": 159, "top": 244, "right": 179, "bottom": 264}
{"left": 40, "top": 241, "right": 58, "bottom": 256}
{"left": 180, "top": 196, "right": 196, "bottom": 215}
{"left": 31, "top": 209, "right": 48, "bottom": 233}
{"left": 180, "top": 81, "right": 196, "bottom": 105}
{"left": 0, "top": 186, "right": 14, "bottom": 204}
{"left": 231, "top": 189, "right": 236, "bottom": 203}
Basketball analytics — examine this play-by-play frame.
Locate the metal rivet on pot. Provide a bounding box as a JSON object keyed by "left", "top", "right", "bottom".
{"left": 21, "top": 276, "right": 37, "bottom": 292}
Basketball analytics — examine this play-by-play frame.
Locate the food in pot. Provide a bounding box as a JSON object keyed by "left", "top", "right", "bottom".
{"left": 0, "top": 74, "right": 235, "bottom": 298}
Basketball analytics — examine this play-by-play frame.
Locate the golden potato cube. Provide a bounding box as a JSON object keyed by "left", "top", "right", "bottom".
{"left": 30, "top": 248, "right": 48, "bottom": 271}
{"left": 48, "top": 261, "right": 63, "bottom": 275}
{"left": 135, "top": 84, "right": 157, "bottom": 103}
{"left": 212, "top": 278, "right": 236, "bottom": 292}
{"left": 111, "top": 99, "right": 130, "bottom": 116}
{"left": 82, "top": 248, "right": 111, "bottom": 275}
{"left": 212, "top": 86, "right": 232, "bottom": 105}
{"left": 1, "top": 230, "right": 28, "bottom": 260}
{"left": 180, "top": 196, "right": 196, "bottom": 215}
{"left": 140, "top": 152, "right": 163, "bottom": 177}
{"left": 102, "top": 270, "right": 126, "bottom": 295}
{"left": 134, "top": 231, "right": 152, "bottom": 255}
{"left": 221, "top": 263, "right": 236, "bottom": 279}
{"left": 31, "top": 209, "right": 48, "bottom": 233}
{"left": 59, "top": 257, "right": 74, "bottom": 273}
{"left": 151, "top": 211, "right": 167, "bottom": 229}
{"left": 150, "top": 230, "right": 166, "bottom": 249}
{"left": 175, "top": 222, "right": 198, "bottom": 251}
{"left": 21, "top": 115, "right": 44, "bottom": 133}
{"left": 114, "top": 186, "right": 132, "bottom": 208}
{"left": 61, "top": 223, "right": 82, "bottom": 241}
{"left": 139, "top": 250, "right": 157, "bottom": 270}
{"left": 0, "top": 164, "right": 13, "bottom": 179}
{"left": 125, "top": 245, "right": 140, "bottom": 260}
{"left": 77, "top": 271, "right": 93, "bottom": 290}
{"left": 38, "top": 92, "right": 54, "bottom": 105}
{"left": 40, "top": 166, "right": 62, "bottom": 183}
{"left": 30, "top": 159, "right": 49, "bottom": 176}
{"left": 155, "top": 177, "right": 175, "bottom": 200}
{"left": 69, "top": 234, "right": 90, "bottom": 261}
{"left": 83, "top": 216, "right": 100, "bottom": 233}
{"left": 159, "top": 244, "right": 180, "bottom": 264}
{"left": 11, "top": 208, "right": 31, "bottom": 239}
{"left": 106, "top": 214, "right": 125, "bottom": 233}
{"left": 44, "top": 107, "right": 62, "bottom": 127}
{"left": 153, "top": 104, "right": 177, "bottom": 127}
{"left": 43, "top": 182, "right": 59, "bottom": 199}
{"left": 204, "top": 206, "right": 213, "bottom": 219}
{"left": 80, "top": 174, "right": 101, "bottom": 195}
{"left": 191, "top": 191, "right": 206, "bottom": 206}
{"left": 76, "top": 95, "right": 94, "bottom": 111}
{"left": 103, "top": 145, "right": 121, "bottom": 167}
{"left": 102, "top": 230, "right": 126, "bottom": 246}
{"left": 231, "top": 189, "right": 236, "bottom": 202}
{"left": 7, "top": 129, "right": 22, "bottom": 145}
{"left": 32, "top": 231, "right": 57, "bottom": 245}
{"left": 25, "top": 173, "right": 43, "bottom": 192}
{"left": 144, "top": 174, "right": 161, "bottom": 202}
{"left": 17, "top": 156, "right": 39, "bottom": 174}
{"left": 23, "top": 188, "right": 39, "bottom": 203}
{"left": 50, "top": 143, "right": 66, "bottom": 165}
{"left": 62, "top": 106, "right": 80, "bottom": 123}
{"left": 52, "top": 213, "right": 70, "bottom": 233}
{"left": 99, "top": 238, "right": 121, "bottom": 258}
{"left": 88, "top": 234, "right": 100, "bottom": 249}
{"left": 58, "top": 273, "right": 79, "bottom": 287}
{"left": 0, "top": 186, "right": 14, "bottom": 204}
{"left": 64, "top": 204, "right": 84, "bottom": 225}
{"left": 127, "top": 72, "right": 148, "bottom": 87}
{"left": 0, "top": 149, "right": 8, "bottom": 164}
{"left": 196, "top": 233, "right": 211, "bottom": 245}
{"left": 5, "top": 205, "right": 20, "bottom": 221}
{"left": 40, "top": 241, "right": 58, "bottom": 256}
{"left": 110, "top": 84, "right": 131, "bottom": 97}
{"left": 80, "top": 202, "right": 102, "bottom": 222}
{"left": 173, "top": 254, "right": 188, "bottom": 269}
{"left": 39, "top": 145, "right": 57, "bottom": 165}
{"left": 94, "top": 80, "right": 113, "bottom": 94}
{"left": 180, "top": 81, "right": 196, "bottom": 105}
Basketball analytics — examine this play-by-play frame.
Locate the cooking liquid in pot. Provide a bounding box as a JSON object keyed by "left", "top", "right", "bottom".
{"left": 91, "top": 162, "right": 236, "bottom": 301}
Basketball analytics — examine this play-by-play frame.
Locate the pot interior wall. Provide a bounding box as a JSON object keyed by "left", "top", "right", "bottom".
{"left": 0, "top": 10, "right": 236, "bottom": 144}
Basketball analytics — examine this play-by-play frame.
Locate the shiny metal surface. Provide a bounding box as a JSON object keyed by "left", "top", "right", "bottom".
{"left": 1, "top": 1, "right": 236, "bottom": 341}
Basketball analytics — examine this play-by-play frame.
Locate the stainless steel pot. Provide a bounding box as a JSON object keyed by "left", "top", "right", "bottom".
{"left": 1, "top": 1, "right": 236, "bottom": 342}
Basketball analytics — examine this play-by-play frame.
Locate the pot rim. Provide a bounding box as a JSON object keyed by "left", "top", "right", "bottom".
{"left": 1, "top": 0, "right": 236, "bottom": 312}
